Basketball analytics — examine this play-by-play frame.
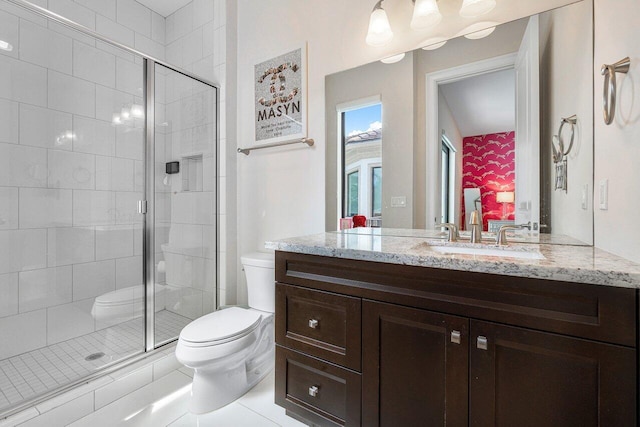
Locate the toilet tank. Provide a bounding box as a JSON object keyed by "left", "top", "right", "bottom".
{"left": 241, "top": 252, "right": 275, "bottom": 312}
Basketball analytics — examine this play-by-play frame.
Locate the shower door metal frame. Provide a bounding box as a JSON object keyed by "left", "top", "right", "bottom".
{"left": 1, "top": 0, "right": 221, "bottom": 417}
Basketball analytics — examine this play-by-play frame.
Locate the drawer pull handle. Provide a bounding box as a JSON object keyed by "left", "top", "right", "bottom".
{"left": 308, "top": 385, "right": 319, "bottom": 397}
{"left": 477, "top": 336, "right": 488, "bottom": 350}
{"left": 308, "top": 319, "right": 319, "bottom": 329}
{"left": 451, "top": 330, "right": 461, "bottom": 344}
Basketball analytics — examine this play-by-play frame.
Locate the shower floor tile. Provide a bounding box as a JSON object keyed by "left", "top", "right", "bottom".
{"left": 0, "top": 310, "right": 191, "bottom": 414}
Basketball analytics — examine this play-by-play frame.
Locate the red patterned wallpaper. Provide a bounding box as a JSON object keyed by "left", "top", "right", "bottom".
{"left": 462, "top": 131, "right": 515, "bottom": 229}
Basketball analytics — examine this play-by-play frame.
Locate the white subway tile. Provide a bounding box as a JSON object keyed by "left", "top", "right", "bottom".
{"left": 47, "top": 227, "right": 95, "bottom": 267}
{"left": 0, "top": 55, "right": 47, "bottom": 106}
{"left": 115, "top": 57, "right": 143, "bottom": 97}
{"left": 73, "top": 40, "right": 116, "bottom": 88}
{"left": 193, "top": 0, "right": 214, "bottom": 29}
{"left": 47, "top": 20, "right": 97, "bottom": 47}
{"left": 193, "top": 55, "right": 215, "bottom": 82}
{"left": 214, "top": 27, "right": 225, "bottom": 67}
{"left": 116, "top": 0, "right": 151, "bottom": 37}
{"left": 19, "top": 104, "right": 73, "bottom": 150}
{"left": 0, "top": 187, "right": 18, "bottom": 230}
{"left": 48, "top": 70, "right": 96, "bottom": 117}
{"left": 95, "top": 15, "right": 134, "bottom": 47}
{"left": 95, "top": 225, "right": 134, "bottom": 260}
{"left": 46, "top": 299, "right": 95, "bottom": 344}
{"left": 0, "top": 309, "right": 46, "bottom": 359}
{"left": 73, "top": 116, "right": 116, "bottom": 156}
{"left": 115, "top": 125, "right": 144, "bottom": 160}
{"left": 0, "top": 229, "right": 47, "bottom": 274}
{"left": 48, "top": 0, "right": 96, "bottom": 29}
{"left": 73, "top": 190, "right": 116, "bottom": 226}
{"left": 72, "top": 259, "right": 115, "bottom": 300}
{"left": 163, "top": 284, "right": 203, "bottom": 319}
{"left": 182, "top": 27, "right": 204, "bottom": 66}
{"left": 0, "top": 98, "right": 18, "bottom": 144}
{"left": 133, "top": 224, "right": 143, "bottom": 256}
{"left": 48, "top": 149, "right": 95, "bottom": 190}
{"left": 165, "top": 3, "right": 193, "bottom": 44}
{"left": 134, "top": 33, "right": 164, "bottom": 61}
{"left": 20, "top": 392, "right": 94, "bottom": 427}
{"left": 0, "top": 9, "right": 19, "bottom": 60}
{"left": 115, "top": 256, "right": 142, "bottom": 289}
{"left": 20, "top": 19, "right": 73, "bottom": 74}
{"left": 95, "top": 365, "right": 153, "bottom": 409}
{"left": 167, "top": 224, "right": 203, "bottom": 256}
{"left": 96, "top": 156, "right": 134, "bottom": 191}
{"left": 0, "top": 273, "right": 18, "bottom": 317}
{"left": 151, "top": 11, "right": 165, "bottom": 45}
{"left": 202, "top": 21, "right": 215, "bottom": 58}
{"left": 19, "top": 188, "right": 73, "bottom": 228}
{"left": 95, "top": 85, "right": 133, "bottom": 122}
{"left": 192, "top": 257, "right": 215, "bottom": 292}
{"left": 203, "top": 225, "right": 216, "bottom": 260}
{"left": 73, "top": 0, "right": 116, "bottom": 21}
{"left": 19, "top": 266, "right": 72, "bottom": 312}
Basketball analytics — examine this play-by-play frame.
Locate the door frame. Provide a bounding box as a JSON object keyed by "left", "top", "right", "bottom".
{"left": 425, "top": 53, "right": 517, "bottom": 228}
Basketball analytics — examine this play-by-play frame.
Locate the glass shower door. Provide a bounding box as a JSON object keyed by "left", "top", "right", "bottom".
{"left": 152, "top": 64, "right": 218, "bottom": 346}
{"left": 0, "top": 3, "right": 145, "bottom": 413}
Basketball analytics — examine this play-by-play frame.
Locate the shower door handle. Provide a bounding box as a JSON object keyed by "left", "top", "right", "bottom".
{"left": 138, "top": 200, "right": 147, "bottom": 214}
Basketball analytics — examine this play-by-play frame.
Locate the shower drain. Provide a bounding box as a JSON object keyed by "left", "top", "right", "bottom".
{"left": 85, "top": 352, "right": 106, "bottom": 361}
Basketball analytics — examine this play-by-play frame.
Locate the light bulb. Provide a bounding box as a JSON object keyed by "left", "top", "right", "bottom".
{"left": 365, "top": 2, "right": 394, "bottom": 47}
{"left": 411, "top": 0, "right": 442, "bottom": 31}
{"left": 380, "top": 53, "right": 405, "bottom": 64}
{"left": 0, "top": 40, "right": 13, "bottom": 52}
{"left": 460, "top": 0, "right": 496, "bottom": 18}
{"left": 421, "top": 37, "right": 447, "bottom": 50}
{"left": 112, "top": 113, "right": 122, "bottom": 125}
{"left": 120, "top": 106, "right": 131, "bottom": 120}
{"left": 130, "top": 104, "right": 144, "bottom": 118}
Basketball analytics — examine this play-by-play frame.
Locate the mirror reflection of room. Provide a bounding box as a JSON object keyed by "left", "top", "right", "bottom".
{"left": 341, "top": 103, "right": 383, "bottom": 227}
{"left": 439, "top": 69, "right": 516, "bottom": 232}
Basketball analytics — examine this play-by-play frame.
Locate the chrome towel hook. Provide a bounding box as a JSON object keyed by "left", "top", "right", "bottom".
{"left": 601, "top": 57, "right": 631, "bottom": 125}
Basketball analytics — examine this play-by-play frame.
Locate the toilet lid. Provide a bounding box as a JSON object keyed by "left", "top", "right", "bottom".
{"left": 179, "top": 307, "right": 262, "bottom": 344}
{"left": 94, "top": 286, "right": 141, "bottom": 307}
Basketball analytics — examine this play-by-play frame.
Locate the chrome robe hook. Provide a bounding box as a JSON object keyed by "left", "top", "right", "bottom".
{"left": 601, "top": 57, "right": 631, "bottom": 125}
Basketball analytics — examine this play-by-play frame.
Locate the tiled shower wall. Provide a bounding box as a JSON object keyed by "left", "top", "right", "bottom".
{"left": 0, "top": 0, "right": 227, "bottom": 361}
{"left": 0, "top": 0, "right": 162, "bottom": 361}
{"left": 164, "top": 0, "right": 230, "bottom": 307}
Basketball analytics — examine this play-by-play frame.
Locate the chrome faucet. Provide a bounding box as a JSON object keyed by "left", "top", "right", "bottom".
{"left": 468, "top": 210, "right": 482, "bottom": 243}
{"left": 496, "top": 222, "right": 532, "bottom": 246}
{"left": 435, "top": 223, "right": 459, "bottom": 242}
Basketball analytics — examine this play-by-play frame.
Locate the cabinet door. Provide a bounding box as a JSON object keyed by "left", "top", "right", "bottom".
{"left": 469, "top": 320, "right": 636, "bottom": 427}
{"left": 362, "top": 300, "right": 469, "bottom": 427}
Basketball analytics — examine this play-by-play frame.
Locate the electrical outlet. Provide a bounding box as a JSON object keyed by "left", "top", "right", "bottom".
{"left": 599, "top": 179, "right": 608, "bottom": 210}
{"left": 581, "top": 184, "right": 588, "bottom": 210}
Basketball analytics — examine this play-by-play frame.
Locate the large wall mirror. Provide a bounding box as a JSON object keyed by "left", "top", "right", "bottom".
{"left": 326, "top": 0, "right": 593, "bottom": 245}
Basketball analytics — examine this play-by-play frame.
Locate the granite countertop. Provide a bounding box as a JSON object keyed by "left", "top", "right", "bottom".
{"left": 265, "top": 229, "right": 640, "bottom": 289}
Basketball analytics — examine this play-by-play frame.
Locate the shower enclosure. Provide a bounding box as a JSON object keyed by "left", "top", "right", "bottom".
{"left": 0, "top": 0, "right": 218, "bottom": 416}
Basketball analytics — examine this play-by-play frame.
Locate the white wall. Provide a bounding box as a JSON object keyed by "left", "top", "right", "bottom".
{"left": 594, "top": 0, "right": 640, "bottom": 263}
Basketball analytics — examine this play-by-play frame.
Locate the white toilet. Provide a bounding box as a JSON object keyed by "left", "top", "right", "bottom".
{"left": 175, "top": 252, "right": 275, "bottom": 414}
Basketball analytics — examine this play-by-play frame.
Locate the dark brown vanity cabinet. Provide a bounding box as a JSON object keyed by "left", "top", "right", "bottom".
{"left": 274, "top": 251, "right": 638, "bottom": 427}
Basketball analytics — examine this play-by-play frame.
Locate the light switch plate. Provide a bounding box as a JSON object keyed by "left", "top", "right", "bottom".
{"left": 391, "top": 196, "right": 407, "bottom": 208}
{"left": 599, "top": 179, "right": 608, "bottom": 210}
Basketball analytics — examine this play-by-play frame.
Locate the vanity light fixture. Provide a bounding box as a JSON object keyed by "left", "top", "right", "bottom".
{"left": 459, "top": 0, "right": 496, "bottom": 18}
{"left": 0, "top": 40, "right": 13, "bottom": 52}
{"left": 366, "top": 0, "right": 394, "bottom": 47}
{"left": 461, "top": 22, "right": 498, "bottom": 39}
{"left": 366, "top": 0, "right": 497, "bottom": 47}
{"left": 421, "top": 36, "right": 447, "bottom": 50}
{"left": 380, "top": 52, "right": 406, "bottom": 64}
{"left": 410, "top": 0, "right": 442, "bottom": 31}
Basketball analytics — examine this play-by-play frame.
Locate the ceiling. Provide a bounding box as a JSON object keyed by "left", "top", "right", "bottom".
{"left": 439, "top": 69, "right": 516, "bottom": 138}
{"left": 135, "top": 0, "right": 191, "bottom": 17}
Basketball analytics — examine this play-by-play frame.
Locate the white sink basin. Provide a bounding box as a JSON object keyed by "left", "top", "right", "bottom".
{"left": 418, "top": 243, "right": 545, "bottom": 260}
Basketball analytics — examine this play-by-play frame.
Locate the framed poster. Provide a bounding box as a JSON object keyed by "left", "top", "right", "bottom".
{"left": 254, "top": 45, "right": 307, "bottom": 144}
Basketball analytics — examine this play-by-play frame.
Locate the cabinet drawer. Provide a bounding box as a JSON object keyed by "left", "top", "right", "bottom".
{"left": 275, "top": 346, "right": 361, "bottom": 427}
{"left": 276, "top": 283, "right": 361, "bottom": 370}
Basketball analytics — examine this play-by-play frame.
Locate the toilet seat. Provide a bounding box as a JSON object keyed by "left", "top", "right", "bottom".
{"left": 179, "top": 307, "right": 263, "bottom": 348}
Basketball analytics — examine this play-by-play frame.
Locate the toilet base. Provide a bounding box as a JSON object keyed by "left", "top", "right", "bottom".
{"left": 188, "top": 348, "right": 274, "bottom": 414}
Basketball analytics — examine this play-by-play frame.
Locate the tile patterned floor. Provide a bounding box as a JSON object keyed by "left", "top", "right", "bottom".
{"left": 0, "top": 310, "right": 190, "bottom": 413}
